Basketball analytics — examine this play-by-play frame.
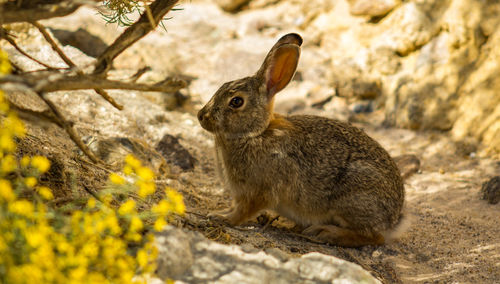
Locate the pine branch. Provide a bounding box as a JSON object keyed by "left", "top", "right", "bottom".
{"left": 93, "top": 0, "right": 179, "bottom": 76}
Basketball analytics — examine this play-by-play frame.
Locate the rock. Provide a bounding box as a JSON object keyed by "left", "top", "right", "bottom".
{"left": 337, "top": 78, "right": 382, "bottom": 100}
{"left": 87, "top": 137, "right": 169, "bottom": 175}
{"left": 156, "top": 134, "right": 197, "bottom": 172}
{"left": 314, "top": 0, "right": 500, "bottom": 158}
{"left": 347, "top": 0, "right": 400, "bottom": 17}
{"left": 215, "top": 0, "right": 251, "bottom": 13}
{"left": 155, "top": 227, "right": 194, "bottom": 279}
{"left": 481, "top": 176, "right": 500, "bottom": 205}
{"left": 49, "top": 28, "right": 108, "bottom": 57}
{"left": 155, "top": 226, "right": 380, "bottom": 283}
{"left": 454, "top": 139, "right": 478, "bottom": 158}
{"left": 393, "top": 154, "right": 420, "bottom": 180}
{"left": 352, "top": 101, "right": 374, "bottom": 114}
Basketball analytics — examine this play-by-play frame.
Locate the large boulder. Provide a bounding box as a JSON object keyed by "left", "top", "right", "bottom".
{"left": 155, "top": 226, "right": 380, "bottom": 283}
{"left": 307, "top": 0, "right": 500, "bottom": 158}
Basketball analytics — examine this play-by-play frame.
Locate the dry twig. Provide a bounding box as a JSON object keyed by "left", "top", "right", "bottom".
{"left": 35, "top": 91, "right": 102, "bottom": 164}
{"left": 0, "top": 73, "right": 186, "bottom": 93}
{"left": 31, "top": 21, "right": 124, "bottom": 110}
{"left": 1, "top": 31, "right": 58, "bottom": 70}
{"left": 0, "top": 0, "right": 83, "bottom": 24}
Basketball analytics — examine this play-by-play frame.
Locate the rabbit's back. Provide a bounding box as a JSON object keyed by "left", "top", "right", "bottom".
{"left": 253, "top": 114, "right": 405, "bottom": 231}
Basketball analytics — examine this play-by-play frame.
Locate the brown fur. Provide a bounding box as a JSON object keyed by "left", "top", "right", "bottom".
{"left": 198, "top": 33, "right": 405, "bottom": 247}
{"left": 267, "top": 114, "right": 296, "bottom": 133}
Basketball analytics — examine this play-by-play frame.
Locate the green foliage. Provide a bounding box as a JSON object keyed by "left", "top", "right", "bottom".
{"left": 100, "top": 0, "right": 145, "bottom": 26}
{"left": 99, "top": 0, "right": 182, "bottom": 29}
{"left": 0, "top": 49, "right": 185, "bottom": 283}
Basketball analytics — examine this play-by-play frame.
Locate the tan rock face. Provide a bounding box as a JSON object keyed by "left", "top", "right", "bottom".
{"left": 347, "top": 0, "right": 401, "bottom": 17}
{"left": 313, "top": 0, "right": 500, "bottom": 158}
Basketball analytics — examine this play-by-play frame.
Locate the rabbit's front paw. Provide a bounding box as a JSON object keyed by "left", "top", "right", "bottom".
{"left": 208, "top": 202, "right": 263, "bottom": 226}
{"left": 208, "top": 208, "right": 234, "bottom": 224}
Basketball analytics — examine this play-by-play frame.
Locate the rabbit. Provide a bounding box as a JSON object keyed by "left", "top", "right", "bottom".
{"left": 197, "top": 33, "right": 405, "bottom": 247}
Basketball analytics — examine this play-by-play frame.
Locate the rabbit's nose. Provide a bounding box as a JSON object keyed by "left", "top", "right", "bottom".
{"left": 197, "top": 108, "right": 207, "bottom": 122}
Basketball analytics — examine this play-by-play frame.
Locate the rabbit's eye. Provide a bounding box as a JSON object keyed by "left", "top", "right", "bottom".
{"left": 229, "top": 96, "right": 244, "bottom": 108}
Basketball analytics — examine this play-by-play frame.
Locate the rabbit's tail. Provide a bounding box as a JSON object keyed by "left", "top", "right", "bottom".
{"left": 382, "top": 212, "right": 413, "bottom": 243}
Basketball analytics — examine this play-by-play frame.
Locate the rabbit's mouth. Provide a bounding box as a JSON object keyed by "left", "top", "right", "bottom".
{"left": 198, "top": 117, "right": 215, "bottom": 133}
{"left": 197, "top": 108, "right": 216, "bottom": 132}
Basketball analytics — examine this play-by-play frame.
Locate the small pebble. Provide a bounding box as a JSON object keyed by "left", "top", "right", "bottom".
{"left": 372, "top": 250, "right": 382, "bottom": 258}
{"left": 481, "top": 176, "right": 500, "bottom": 204}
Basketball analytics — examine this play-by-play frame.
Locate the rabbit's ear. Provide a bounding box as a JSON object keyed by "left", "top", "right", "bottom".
{"left": 257, "top": 33, "right": 302, "bottom": 98}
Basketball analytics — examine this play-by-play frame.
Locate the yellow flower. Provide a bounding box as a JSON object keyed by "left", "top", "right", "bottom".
{"left": 37, "top": 186, "right": 54, "bottom": 200}
{"left": 0, "top": 133, "right": 15, "bottom": 152}
{"left": 8, "top": 200, "right": 34, "bottom": 218}
{"left": 125, "top": 154, "right": 141, "bottom": 169}
{"left": 101, "top": 194, "right": 113, "bottom": 206}
{"left": 69, "top": 266, "right": 87, "bottom": 282}
{"left": 137, "top": 180, "right": 155, "bottom": 198}
{"left": 0, "top": 92, "right": 9, "bottom": 113}
{"left": 4, "top": 113, "right": 26, "bottom": 138}
{"left": 118, "top": 199, "right": 135, "bottom": 215}
{"left": 57, "top": 240, "right": 71, "bottom": 254}
{"left": 104, "top": 213, "right": 122, "bottom": 236}
{"left": 25, "top": 177, "right": 37, "bottom": 188}
{"left": 136, "top": 167, "right": 154, "bottom": 181}
{"left": 20, "top": 156, "right": 30, "bottom": 167}
{"left": 0, "top": 154, "right": 16, "bottom": 173}
{"left": 136, "top": 249, "right": 148, "bottom": 269}
{"left": 81, "top": 242, "right": 98, "bottom": 259}
{"left": 167, "top": 188, "right": 185, "bottom": 215}
{"left": 25, "top": 229, "right": 45, "bottom": 248}
{"left": 0, "top": 49, "right": 11, "bottom": 75}
{"left": 129, "top": 216, "right": 143, "bottom": 232}
{"left": 87, "top": 198, "right": 96, "bottom": 209}
{"left": 153, "top": 218, "right": 167, "bottom": 232}
{"left": 109, "top": 173, "right": 126, "bottom": 185}
{"left": 123, "top": 165, "right": 133, "bottom": 175}
{"left": 0, "top": 179, "right": 15, "bottom": 202}
{"left": 31, "top": 156, "right": 51, "bottom": 173}
{"left": 152, "top": 200, "right": 170, "bottom": 216}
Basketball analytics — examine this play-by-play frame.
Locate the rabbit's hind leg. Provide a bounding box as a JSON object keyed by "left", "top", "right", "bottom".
{"left": 302, "top": 224, "right": 385, "bottom": 247}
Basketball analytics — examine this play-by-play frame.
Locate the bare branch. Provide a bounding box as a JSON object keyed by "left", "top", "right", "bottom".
{"left": 93, "top": 0, "right": 179, "bottom": 76}
{"left": 1, "top": 31, "right": 58, "bottom": 70}
{"left": 31, "top": 21, "right": 124, "bottom": 110}
{"left": 36, "top": 91, "right": 102, "bottom": 164}
{"left": 39, "top": 75, "right": 186, "bottom": 93}
{"left": 129, "top": 66, "right": 152, "bottom": 82}
{"left": 94, "top": 88, "right": 123, "bottom": 110}
{"left": 31, "top": 21, "right": 78, "bottom": 69}
{"left": 0, "top": 1, "right": 83, "bottom": 24}
{"left": 0, "top": 73, "right": 187, "bottom": 94}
